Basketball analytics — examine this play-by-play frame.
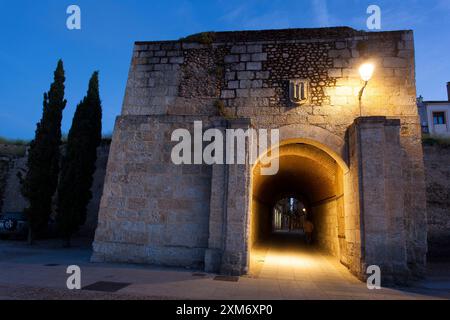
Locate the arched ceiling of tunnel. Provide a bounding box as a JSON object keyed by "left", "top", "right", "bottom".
{"left": 253, "top": 144, "right": 339, "bottom": 205}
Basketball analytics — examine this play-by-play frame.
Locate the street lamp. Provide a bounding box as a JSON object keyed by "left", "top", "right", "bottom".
{"left": 358, "top": 63, "right": 375, "bottom": 117}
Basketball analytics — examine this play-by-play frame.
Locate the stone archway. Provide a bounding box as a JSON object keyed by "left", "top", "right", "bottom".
{"left": 248, "top": 133, "right": 353, "bottom": 277}
{"left": 277, "top": 123, "right": 348, "bottom": 170}
{"left": 205, "top": 118, "right": 411, "bottom": 282}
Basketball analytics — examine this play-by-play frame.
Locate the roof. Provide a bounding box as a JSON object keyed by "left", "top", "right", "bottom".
{"left": 423, "top": 101, "right": 450, "bottom": 104}
{"left": 135, "top": 26, "right": 412, "bottom": 44}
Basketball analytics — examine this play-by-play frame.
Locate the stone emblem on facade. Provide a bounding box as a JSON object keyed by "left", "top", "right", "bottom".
{"left": 289, "top": 79, "right": 309, "bottom": 105}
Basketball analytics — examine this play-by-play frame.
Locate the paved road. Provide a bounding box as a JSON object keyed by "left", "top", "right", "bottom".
{"left": 0, "top": 239, "right": 448, "bottom": 300}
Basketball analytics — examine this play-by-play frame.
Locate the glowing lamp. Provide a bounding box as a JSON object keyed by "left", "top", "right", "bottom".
{"left": 358, "top": 63, "right": 375, "bottom": 117}
{"left": 359, "top": 63, "right": 375, "bottom": 82}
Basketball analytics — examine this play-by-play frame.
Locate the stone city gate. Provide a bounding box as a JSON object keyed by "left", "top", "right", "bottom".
{"left": 92, "top": 27, "right": 427, "bottom": 282}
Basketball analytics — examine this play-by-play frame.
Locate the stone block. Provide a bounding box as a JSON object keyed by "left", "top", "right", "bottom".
{"left": 228, "top": 81, "right": 239, "bottom": 89}
{"left": 237, "top": 71, "right": 255, "bottom": 80}
{"left": 236, "top": 89, "right": 250, "bottom": 98}
{"left": 231, "top": 45, "right": 246, "bottom": 54}
{"left": 249, "top": 88, "right": 275, "bottom": 98}
{"left": 255, "top": 71, "right": 270, "bottom": 79}
{"left": 148, "top": 57, "right": 160, "bottom": 64}
{"left": 251, "top": 53, "right": 267, "bottom": 61}
{"left": 240, "top": 54, "right": 251, "bottom": 62}
{"left": 169, "top": 57, "right": 184, "bottom": 64}
{"left": 336, "top": 42, "right": 347, "bottom": 49}
{"left": 247, "top": 44, "right": 262, "bottom": 53}
{"left": 154, "top": 50, "right": 167, "bottom": 57}
{"left": 147, "top": 44, "right": 161, "bottom": 51}
{"left": 239, "top": 80, "right": 262, "bottom": 89}
{"left": 335, "top": 86, "right": 353, "bottom": 96}
{"left": 329, "top": 49, "right": 351, "bottom": 58}
{"left": 334, "top": 59, "right": 350, "bottom": 68}
{"left": 221, "top": 90, "right": 236, "bottom": 99}
{"left": 224, "top": 72, "right": 236, "bottom": 81}
{"left": 231, "top": 62, "right": 246, "bottom": 71}
{"left": 383, "top": 57, "right": 407, "bottom": 68}
{"left": 224, "top": 55, "right": 240, "bottom": 63}
{"left": 246, "top": 62, "right": 262, "bottom": 71}
{"left": 328, "top": 68, "right": 343, "bottom": 77}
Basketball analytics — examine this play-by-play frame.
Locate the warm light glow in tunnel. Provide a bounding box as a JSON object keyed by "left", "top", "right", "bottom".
{"left": 249, "top": 143, "right": 347, "bottom": 274}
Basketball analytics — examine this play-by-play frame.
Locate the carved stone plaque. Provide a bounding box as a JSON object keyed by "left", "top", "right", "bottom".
{"left": 289, "top": 79, "right": 309, "bottom": 105}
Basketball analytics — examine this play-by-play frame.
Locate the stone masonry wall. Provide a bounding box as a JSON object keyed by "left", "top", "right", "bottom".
{"left": 1, "top": 155, "right": 28, "bottom": 213}
{"left": 0, "top": 145, "right": 28, "bottom": 214}
{"left": 423, "top": 144, "right": 450, "bottom": 260}
{"left": 312, "top": 199, "right": 340, "bottom": 257}
{"left": 0, "top": 145, "right": 110, "bottom": 238}
{"left": 93, "top": 116, "right": 213, "bottom": 268}
{"left": 0, "top": 155, "right": 13, "bottom": 213}
{"left": 94, "top": 27, "right": 427, "bottom": 278}
{"left": 349, "top": 117, "right": 410, "bottom": 282}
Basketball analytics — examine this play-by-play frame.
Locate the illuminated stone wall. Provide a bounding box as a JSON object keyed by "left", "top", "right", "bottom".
{"left": 312, "top": 199, "right": 340, "bottom": 257}
{"left": 93, "top": 27, "right": 427, "bottom": 281}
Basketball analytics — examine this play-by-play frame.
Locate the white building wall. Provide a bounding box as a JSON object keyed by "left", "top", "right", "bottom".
{"left": 426, "top": 103, "right": 450, "bottom": 136}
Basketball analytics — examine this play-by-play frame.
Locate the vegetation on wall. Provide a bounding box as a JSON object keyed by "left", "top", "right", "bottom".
{"left": 0, "top": 137, "right": 30, "bottom": 146}
{"left": 422, "top": 134, "right": 450, "bottom": 147}
{"left": 214, "top": 99, "right": 237, "bottom": 120}
{"left": 180, "top": 31, "right": 216, "bottom": 45}
{"left": 210, "top": 64, "right": 224, "bottom": 80}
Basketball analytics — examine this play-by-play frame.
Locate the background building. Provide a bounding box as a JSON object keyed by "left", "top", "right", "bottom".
{"left": 418, "top": 82, "right": 450, "bottom": 136}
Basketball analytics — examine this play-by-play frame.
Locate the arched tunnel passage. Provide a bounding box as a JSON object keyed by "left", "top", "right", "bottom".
{"left": 249, "top": 143, "right": 347, "bottom": 275}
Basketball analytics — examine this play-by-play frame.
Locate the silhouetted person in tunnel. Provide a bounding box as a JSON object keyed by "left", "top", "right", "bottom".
{"left": 303, "top": 218, "right": 314, "bottom": 245}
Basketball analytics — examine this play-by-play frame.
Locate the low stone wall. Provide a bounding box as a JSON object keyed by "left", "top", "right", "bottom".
{"left": 0, "top": 156, "right": 12, "bottom": 213}
{"left": 0, "top": 143, "right": 110, "bottom": 238}
{"left": 423, "top": 144, "right": 450, "bottom": 261}
{"left": 0, "top": 144, "right": 27, "bottom": 213}
{"left": 1, "top": 155, "right": 28, "bottom": 213}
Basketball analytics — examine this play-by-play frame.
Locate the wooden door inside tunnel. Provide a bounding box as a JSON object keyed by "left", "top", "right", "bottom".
{"left": 249, "top": 143, "right": 348, "bottom": 274}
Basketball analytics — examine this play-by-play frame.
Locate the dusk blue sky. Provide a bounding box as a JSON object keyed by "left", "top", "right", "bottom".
{"left": 1, "top": 0, "right": 449, "bottom": 139}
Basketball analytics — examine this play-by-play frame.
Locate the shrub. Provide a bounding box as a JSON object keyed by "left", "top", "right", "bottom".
{"left": 180, "top": 32, "right": 216, "bottom": 45}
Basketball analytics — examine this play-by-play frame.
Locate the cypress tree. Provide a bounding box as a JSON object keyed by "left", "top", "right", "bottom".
{"left": 22, "top": 60, "right": 67, "bottom": 244}
{"left": 56, "top": 72, "right": 102, "bottom": 246}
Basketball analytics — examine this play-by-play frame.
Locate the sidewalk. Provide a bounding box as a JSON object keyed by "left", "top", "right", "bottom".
{"left": 0, "top": 239, "right": 448, "bottom": 300}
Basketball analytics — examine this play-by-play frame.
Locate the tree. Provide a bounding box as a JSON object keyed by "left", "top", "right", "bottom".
{"left": 21, "top": 60, "right": 67, "bottom": 244}
{"left": 56, "top": 71, "right": 102, "bottom": 247}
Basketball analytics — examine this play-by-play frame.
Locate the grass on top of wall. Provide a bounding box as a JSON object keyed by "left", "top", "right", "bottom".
{"left": 422, "top": 134, "right": 450, "bottom": 147}
{"left": 0, "top": 136, "right": 31, "bottom": 146}
{"left": 0, "top": 137, "right": 28, "bottom": 157}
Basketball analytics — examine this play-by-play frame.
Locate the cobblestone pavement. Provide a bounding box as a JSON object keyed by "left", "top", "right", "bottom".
{"left": 0, "top": 239, "right": 448, "bottom": 300}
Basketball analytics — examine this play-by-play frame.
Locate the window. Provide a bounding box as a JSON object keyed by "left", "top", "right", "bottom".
{"left": 433, "top": 112, "right": 446, "bottom": 125}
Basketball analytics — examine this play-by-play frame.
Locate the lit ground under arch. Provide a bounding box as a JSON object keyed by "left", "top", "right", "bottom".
{"left": 249, "top": 142, "right": 349, "bottom": 278}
